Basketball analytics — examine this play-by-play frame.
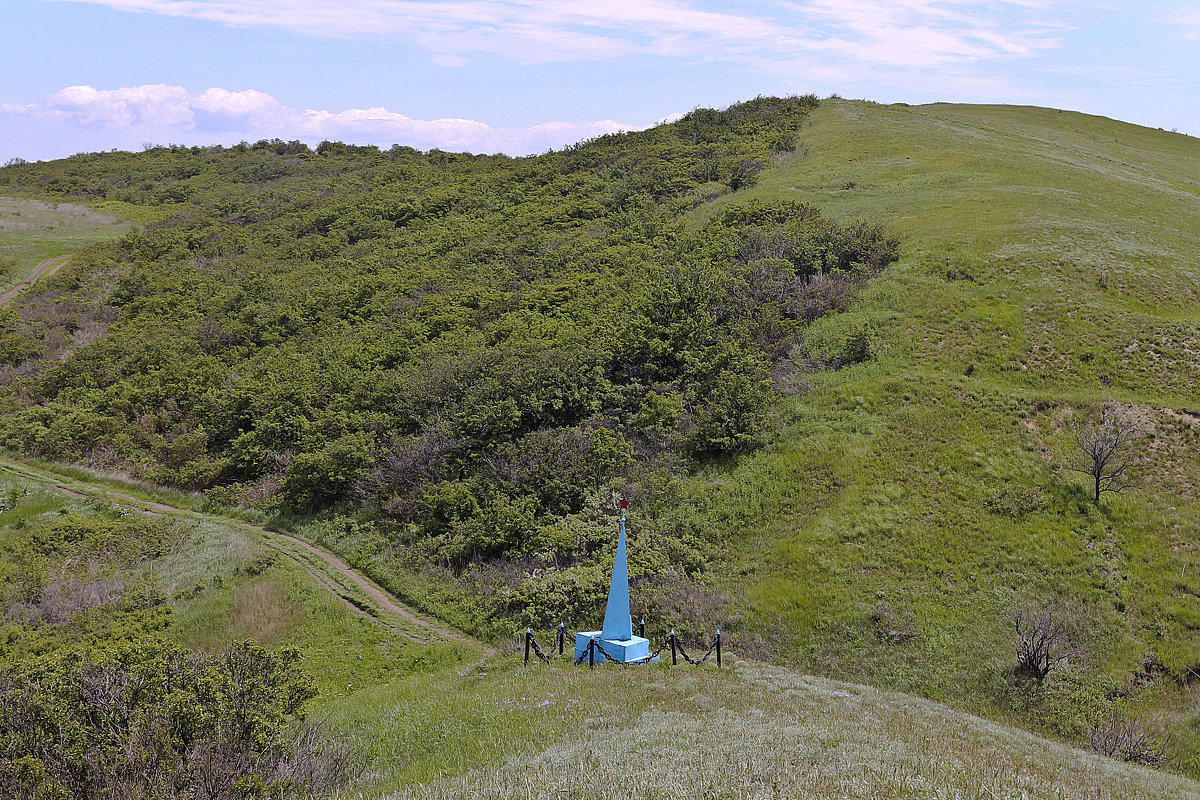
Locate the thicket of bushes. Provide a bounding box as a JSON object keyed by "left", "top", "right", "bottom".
{"left": 0, "top": 640, "right": 348, "bottom": 800}
{"left": 0, "top": 95, "right": 896, "bottom": 633}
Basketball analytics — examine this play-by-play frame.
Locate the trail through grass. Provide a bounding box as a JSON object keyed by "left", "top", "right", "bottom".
{"left": 0, "top": 196, "right": 129, "bottom": 292}
{"left": 0, "top": 452, "right": 485, "bottom": 653}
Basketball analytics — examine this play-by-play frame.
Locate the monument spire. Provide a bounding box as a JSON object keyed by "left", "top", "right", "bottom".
{"left": 600, "top": 506, "right": 633, "bottom": 640}
{"left": 573, "top": 497, "right": 650, "bottom": 663}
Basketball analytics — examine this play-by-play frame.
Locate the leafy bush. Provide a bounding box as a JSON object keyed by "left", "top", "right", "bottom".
{"left": 0, "top": 640, "right": 350, "bottom": 799}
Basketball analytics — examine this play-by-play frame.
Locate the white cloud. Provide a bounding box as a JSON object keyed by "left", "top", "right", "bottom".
{"left": 41, "top": 0, "right": 1062, "bottom": 70}
{"left": 777, "top": 0, "right": 1063, "bottom": 67}
{"left": 1167, "top": 3, "right": 1200, "bottom": 40}
{"left": 194, "top": 87, "right": 282, "bottom": 117}
{"left": 45, "top": 84, "right": 195, "bottom": 127}
{"left": 0, "top": 83, "right": 644, "bottom": 155}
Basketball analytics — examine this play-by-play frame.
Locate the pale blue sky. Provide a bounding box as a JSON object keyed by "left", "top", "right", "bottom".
{"left": 1, "top": 0, "right": 1198, "bottom": 162}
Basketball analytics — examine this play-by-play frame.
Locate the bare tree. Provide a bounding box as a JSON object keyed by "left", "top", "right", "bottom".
{"left": 1089, "top": 715, "right": 1169, "bottom": 766}
{"left": 1008, "top": 604, "right": 1077, "bottom": 681}
{"left": 1070, "top": 401, "right": 1144, "bottom": 503}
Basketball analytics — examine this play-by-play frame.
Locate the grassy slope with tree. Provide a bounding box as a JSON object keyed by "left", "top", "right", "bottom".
{"left": 700, "top": 99, "right": 1200, "bottom": 769}
{"left": 0, "top": 96, "right": 1198, "bottom": 788}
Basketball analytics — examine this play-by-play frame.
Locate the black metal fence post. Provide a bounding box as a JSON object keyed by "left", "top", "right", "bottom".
{"left": 588, "top": 638, "right": 596, "bottom": 669}
{"left": 670, "top": 629, "right": 678, "bottom": 666}
{"left": 638, "top": 617, "right": 645, "bottom": 638}
{"left": 524, "top": 627, "right": 532, "bottom": 665}
{"left": 716, "top": 629, "right": 722, "bottom": 667}
{"left": 557, "top": 622, "right": 565, "bottom": 655}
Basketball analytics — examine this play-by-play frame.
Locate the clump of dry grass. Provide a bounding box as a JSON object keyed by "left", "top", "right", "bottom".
{"left": 228, "top": 575, "right": 298, "bottom": 644}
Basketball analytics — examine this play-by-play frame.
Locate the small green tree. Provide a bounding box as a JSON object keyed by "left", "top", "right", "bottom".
{"left": 281, "top": 433, "right": 372, "bottom": 509}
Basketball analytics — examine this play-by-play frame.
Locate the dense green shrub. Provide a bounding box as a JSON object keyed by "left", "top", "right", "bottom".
{"left": 0, "top": 640, "right": 346, "bottom": 800}
{"left": 0, "top": 96, "right": 897, "bottom": 582}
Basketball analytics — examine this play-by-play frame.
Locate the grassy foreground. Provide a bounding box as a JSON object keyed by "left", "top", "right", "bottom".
{"left": 327, "top": 656, "right": 1200, "bottom": 800}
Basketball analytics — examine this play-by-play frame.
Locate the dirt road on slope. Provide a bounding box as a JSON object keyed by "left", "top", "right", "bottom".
{"left": 0, "top": 254, "right": 73, "bottom": 306}
{"left": 0, "top": 455, "right": 489, "bottom": 653}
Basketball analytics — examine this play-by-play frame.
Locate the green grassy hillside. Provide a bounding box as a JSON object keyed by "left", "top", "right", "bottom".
{"left": 0, "top": 464, "right": 463, "bottom": 697}
{"left": 0, "top": 459, "right": 477, "bottom": 796}
{"left": 702, "top": 99, "right": 1200, "bottom": 764}
{"left": 0, "top": 97, "right": 1198, "bottom": 786}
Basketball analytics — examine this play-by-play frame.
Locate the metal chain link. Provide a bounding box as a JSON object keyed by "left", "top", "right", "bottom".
{"left": 674, "top": 634, "right": 719, "bottom": 665}
{"left": 527, "top": 633, "right": 553, "bottom": 664}
{"left": 649, "top": 638, "right": 671, "bottom": 659}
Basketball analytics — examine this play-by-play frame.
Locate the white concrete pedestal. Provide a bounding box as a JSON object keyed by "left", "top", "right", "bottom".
{"left": 574, "top": 631, "right": 651, "bottom": 663}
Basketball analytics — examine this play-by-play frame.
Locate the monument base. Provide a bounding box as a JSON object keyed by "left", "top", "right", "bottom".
{"left": 574, "top": 631, "right": 651, "bottom": 663}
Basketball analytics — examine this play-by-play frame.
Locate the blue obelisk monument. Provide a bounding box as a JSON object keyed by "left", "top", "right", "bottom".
{"left": 575, "top": 501, "right": 651, "bottom": 663}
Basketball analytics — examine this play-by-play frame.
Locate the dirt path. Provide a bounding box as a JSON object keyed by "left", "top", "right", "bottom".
{"left": 0, "top": 455, "right": 489, "bottom": 653}
{"left": 0, "top": 254, "right": 73, "bottom": 306}
{"left": 269, "top": 528, "right": 479, "bottom": 646}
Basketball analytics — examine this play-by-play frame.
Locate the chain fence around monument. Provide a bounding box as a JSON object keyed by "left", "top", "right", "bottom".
{"left": 523, "top": 623, "right": 723, "bottom": 668}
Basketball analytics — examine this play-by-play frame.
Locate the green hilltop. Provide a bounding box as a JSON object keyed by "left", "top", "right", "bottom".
{"left": 0, "top": 96, "right": 1199, "bottom": 794}
{"left": 707, "top": 99, "right": 1200, "bottom": 758}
